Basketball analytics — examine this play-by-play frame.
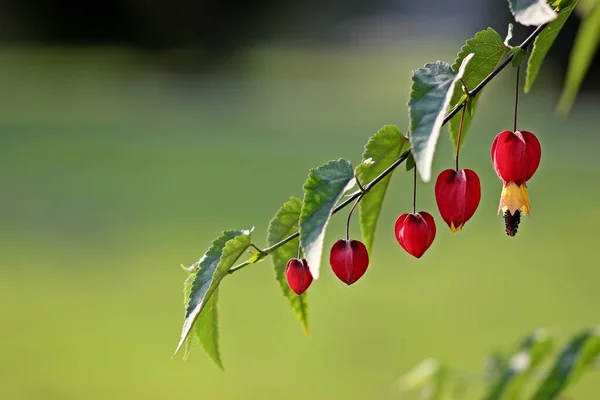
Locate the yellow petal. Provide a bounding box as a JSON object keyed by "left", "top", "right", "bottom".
{"left": 499, "top": 182, "right": 531, "bottom": 216}
{"left": 449, "top": 222, "right": 463, "bottom": 233}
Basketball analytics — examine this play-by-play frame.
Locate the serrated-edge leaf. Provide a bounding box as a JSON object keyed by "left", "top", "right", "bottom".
{"left": 194, "top": 288, "right": 222, "bottom": 368}
{"left": 182, "top": 272, "right": 196, "bottom": 360}
{"left": 485, "top": 329, "right": 554, "bottom": 400}
{"left": 356, "top": 125, "right": 410, "bottom": 254}
{"left": 526, "top": 0, "right": 579, "bottom": 92}
{"left": 267, "top": 196, "right": 310, "bottom": 333}
{"left": 409, "top": 54, "right": 473, "bottom": 182}
{"left": 532, "top": 327, "right": 600, "bottom": 399}
{"left": 449, "top": 28, "right": 506, "bottom": 150}
{"left": 300, "top": 159, "right": 354, "bottom": 278}
{"left": 557, "top": 0, "right": 600, "bottom": 114}
{"left": 508, "top": 0, "right": 558, "bottom": 26}
{"left": 174, "top": 229, "right": 252, "bottom": 356}
{"left": 182, "top": 277, "right": 221, "bottom": 367}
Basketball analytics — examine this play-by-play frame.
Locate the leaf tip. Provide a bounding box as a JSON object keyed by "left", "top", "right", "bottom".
{"left": 556, "top": 96, "right": 573, "bottom": 116}
{"left": 173, "top": 340, "right": 185, "bottom": 358}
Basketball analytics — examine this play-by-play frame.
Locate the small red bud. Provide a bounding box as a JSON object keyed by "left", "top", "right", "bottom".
{"left": 491, "top": 130, "right": 541, "bottom": 185}
{"left": 329, "top": 239, "right": 369, "bottom": 285}
{"left": 394, "top": 211, "right": 436, "bottom": 258}
{"left": 435, "top": 168, "right": 481, "bottom": 232}
{"left": 285, "top": 258, "right": 313, "bottom": 295}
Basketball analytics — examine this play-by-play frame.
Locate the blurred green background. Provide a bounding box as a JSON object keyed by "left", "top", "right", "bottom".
{"left": 1, "top": 16, "right": 600, "bottom": 400}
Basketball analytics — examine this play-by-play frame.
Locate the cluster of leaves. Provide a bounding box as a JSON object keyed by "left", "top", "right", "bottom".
{"left": 510, "top": 0, "right": 600, "bottom": 114}
{"left": 397, "top": 326, "right": 600, "bottom": 399}
{"left": 175, "top": 0, "right": 600, "bottom": 368}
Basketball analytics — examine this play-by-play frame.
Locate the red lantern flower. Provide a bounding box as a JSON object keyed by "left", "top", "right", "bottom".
{"left": 435, "top": 168, "right": 481, "bottom": 232}
{"left": 491, "top": 130, "right": 541, "bottom": 235}
{"left": 329, "top": 239, "right": 369, "bottom": 285}
{"left": 285, "top": 258, "right": 313, "bottom": 295}
{"left": 394, "top": 212, "right": 436, "bottom": 258}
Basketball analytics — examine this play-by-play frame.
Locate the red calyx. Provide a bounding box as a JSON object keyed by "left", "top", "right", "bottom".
{"left": 394, "top": 211, "right": 436, "bottom": 258}
{"left": 491, "top": 130, "right": 541, "bottom": 185}
{"left": 329, "top": 239, "right": 369, "bottom": 285}
{"left": 434, "top": 168, "right": 481, "bottom": 232}
{"left": 285, "top": 258, "right": 313, "bottom": 295}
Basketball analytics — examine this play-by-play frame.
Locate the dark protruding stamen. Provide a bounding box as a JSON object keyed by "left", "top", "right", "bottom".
{"left": 504, "top": 210, "right": 521, "bottom": 237}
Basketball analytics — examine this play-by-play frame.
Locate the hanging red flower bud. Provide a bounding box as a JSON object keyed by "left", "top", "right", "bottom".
{"left": 491, "top": 130, "right": 541, "bottom": 185}
{"left": 394, "top": 211, "right": 436, "bottom": 258}
{"left": 329, "top": 239, "right": 369, "bottom": 285}
{"left": 435, "top": 168, "right": 481, "bottom": 232}
{"left": 285, "top": 258, "right": 313, "bottom": 295}
{"left": 491, "top": 130, "right": 542, "bottom": 236}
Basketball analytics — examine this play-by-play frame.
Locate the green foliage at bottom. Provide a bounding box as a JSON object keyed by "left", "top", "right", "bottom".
{"left": 399, "top": 327, "right": 600, "bottom": 400}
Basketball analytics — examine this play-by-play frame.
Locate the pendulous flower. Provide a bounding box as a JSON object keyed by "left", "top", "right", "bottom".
{"left": 491, "top": 130, "right": 541, "bottom": 236}
{"left": 329, "top": 239, "right": 369, "bottom": 285}
{"left": 394, "top": 211, "right": 436, "bottom": 258}
{"left": 435, "top": 168, "right": 481, "bottom": 232}
{"left": 285, "top": 258, "right": 313, "bottom": 295}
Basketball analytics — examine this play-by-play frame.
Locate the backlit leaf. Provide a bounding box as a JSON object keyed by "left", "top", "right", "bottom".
{"left": 526, "top": 0, "right": 579, "bottom": 92}
{"left": 409, "top": 54, "right": 474, "bottom": 181}
{"left": 174, "top": 229, "right": 252, "bottom": 359}
{"left": 532, "top": 326, "right": 600, "bottom": 399}
{"left": 300, "top": 159, "right": 354, "bottom": 278}
{"left": 356, "top": 125, "right": 410, "bottom": 254}
{"left": 557, "top": 0, "right": 600, "bottom": 114}
{"left": 508, "top": 0, "right": 558, "bottom": 26}
{"left": 267, "top": 196, "right": 309, "bottom": 333}
{"left": 449, "top": 28, "right": 506, "bottom": 151}
{"left": 485, "top": 329, "right": 554, "bottom": 399}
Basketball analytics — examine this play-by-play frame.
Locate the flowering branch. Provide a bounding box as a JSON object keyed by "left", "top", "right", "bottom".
{"left": 226, "top": 22, "right": 549, "bottom": 276}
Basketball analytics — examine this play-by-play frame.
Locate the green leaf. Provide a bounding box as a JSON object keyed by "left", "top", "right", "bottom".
{"left": 485, "top": 329, "right": 554, "bottom": 400}
{"left": 508, "top": 0, "right": 558, "bottom": 26}
{"left": 409, "top": 54, "right": 474, "bottom": 182}
{"left": 532, "top": 327, "right": 600, "bottom": 399}
{"left": 396, "top": 358, "right": 446, "bottom": 400}
{"left": 300, "top": 159, "right": 354, "bottom": 278}
{"left": 267, "top": 196, "right": 309, "bottom": 334}
{"left": 525, "top": 0, "right": 579, "bottom": 92}
{"left": 449, "top": 28, "right": 506, "bottom": 151}
{"left": 182, "top": 272, "right": 196, "bottom": 360}
{"left": 174, "top": 229, "right": 252, "bottom": 358}
{"left": 557, "top": 0, "right": 600, "bottom": 114}
{"left": 247, "top": 249, "right": 268, "bottom": 264}
{"left": 193, "top": 288, "right": 221, "bottom": 368}
{"left": 405, "top": 152, "right": 416, "bottom": 172}
{"left": 422, "top": 367, "right": 447, "bottom": 400}
{"left": 356, "top": 125, "right": 410, "bottom": 254}
{"left": 182, "top": 273, "right": 222, "bottom": 368}
{"left": 484, "top": 352, "right": 508, "bottom": 384}
{"left": 466, "top": 95, "right": 477, "bottom": 117}
{"left": 511, "top": 47, "right": 528, "bottom": 68}
{"left": 577, "top": 0, "right": 598, "bottom": 15}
